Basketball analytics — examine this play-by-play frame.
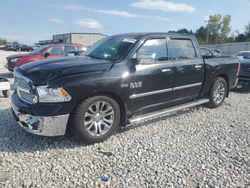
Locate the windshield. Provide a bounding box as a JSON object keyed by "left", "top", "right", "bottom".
{"left": 30, "top": 46, "right": 48, "bottom": 55}
{"left": 84, "top": 35, "right": 139, "bottom": 61}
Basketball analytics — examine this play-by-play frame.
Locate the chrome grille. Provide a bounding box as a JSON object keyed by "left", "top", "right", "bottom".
{"left": 18, "top": 90, "right": 36, "bottom": 103}
{"left": 241, "top": 66, "right": 250, "bottom": 73}
{"left": 14, "top": 71, "right": 36, "bottom": 104}
{"left": 15, "top": 76, "right": 31, "bottom": 89}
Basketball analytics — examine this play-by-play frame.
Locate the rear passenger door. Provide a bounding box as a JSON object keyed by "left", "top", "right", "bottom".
{"left": 168, "top": 37, "right": 204, "bottom": 100}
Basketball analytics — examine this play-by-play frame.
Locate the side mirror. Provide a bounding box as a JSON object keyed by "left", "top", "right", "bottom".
{"left": 43, "top": 52, "right": 50, "bottom": 58}
{"left": 137, "top": 53, "right": 157, "bottom": 65}
{"left": 130, "top": 57, "right": 139, "bottom": 65}
{"left": 129, "top": 58, "right": 139, "bottom": 73}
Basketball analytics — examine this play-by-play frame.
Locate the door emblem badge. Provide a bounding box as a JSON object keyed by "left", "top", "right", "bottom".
{"left": 130, "top": 82, "right": 143, "bottom": 89}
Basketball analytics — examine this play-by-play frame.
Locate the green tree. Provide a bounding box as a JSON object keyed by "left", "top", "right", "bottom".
{"left": 235, "top": 33, "right": 247, "bottom": 42}
{"left": 245, "top": 21, "right": 250, "bottom": 35}
{"left": 195, "top": 26, "right": 207, "bottom": 44}
{"left": 168, "top": 28, "right": 194, "bottom": 34}
{"left": 12, "top": 41, "right": 19, "bottom": 45}
{"left": 245, "top": 21, "right": 250, "bottom": 41}
{"left": 206, "top": 14, "right": 222, "bottom": 44}
{"left": 176, "top": 28, "right": 192, "bottom": 34}
{"left": 220, "top": 15, "right": 231, "bottom": 42}
{"left": 206, "top": 14, "right": 231, "bottom": 44}
{"left": 0, "top": 38, "right": 7, "bottom": 45}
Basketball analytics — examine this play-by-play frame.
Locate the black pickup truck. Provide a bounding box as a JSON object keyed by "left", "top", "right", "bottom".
{"left": 11, "top": 33, "right": 239, "bottom": 143}
{"left": 235, "top": 55, "right": 250, "bottom": 90}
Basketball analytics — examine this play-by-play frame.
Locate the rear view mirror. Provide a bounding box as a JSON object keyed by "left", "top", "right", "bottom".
{"left": 137, "top": 53, "right": 156, "bottom": 65}
{"left": 43, "top": 52, "right": 50, "bottom": 58}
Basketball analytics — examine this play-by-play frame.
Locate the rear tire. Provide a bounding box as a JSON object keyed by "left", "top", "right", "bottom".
{"left": 207, "top": 77, "right": 227, "bottom": 108}
{"left": 70, "top": 96, "right": 121, "bottom": 143}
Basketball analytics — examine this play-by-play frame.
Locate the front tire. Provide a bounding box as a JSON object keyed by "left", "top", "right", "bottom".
{"left": 70, "top": 96, "right": 121, "bottom": 143}
{"left": 207, "top": 77, "right": 227, "bottom": 108}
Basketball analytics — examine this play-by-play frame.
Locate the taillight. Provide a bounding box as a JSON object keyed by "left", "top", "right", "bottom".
{"left": 237, "top": 62, "right": 241, "bottom": 76}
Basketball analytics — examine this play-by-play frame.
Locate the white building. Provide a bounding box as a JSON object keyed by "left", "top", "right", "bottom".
{"left": 52, "top": 33, "right": 107, "bottom": 46}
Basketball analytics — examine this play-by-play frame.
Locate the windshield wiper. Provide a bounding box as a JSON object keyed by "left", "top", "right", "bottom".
{"left": 85, "top": 54, "right": 113, "bottom": 61}
{"left": 85, "top": 54, "right": 103, "bottom": 60}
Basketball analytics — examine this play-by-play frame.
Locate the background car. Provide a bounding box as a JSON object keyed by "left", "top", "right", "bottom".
{"left": 5, "top": 44, "right": 20, "bottom": 51}
{"left": 235, "top": 53, "right": 250, "bottom": 90}
{"left": 18, "top": 44, "right": 34, "bottom": 52}
{"left": 5, "top": 43, "right": 88, "bottom": 71}
{"left": 200, "top": 47, "right": 222, "bottom": 58}
{"left": 0, "top": 45, "right": 5, "bottom": 50}
{"left": 235, "top": 51, "right": 250, "bottom": 60}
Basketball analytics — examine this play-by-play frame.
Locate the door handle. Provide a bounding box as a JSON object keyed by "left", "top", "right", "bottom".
{"left": 161, "top": 68, "right": 171, "bottom": 72}
{"left": 195, "top": 65, "right": 202, "bottom": 69}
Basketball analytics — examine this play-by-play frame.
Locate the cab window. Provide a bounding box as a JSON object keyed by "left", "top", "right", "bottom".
{"left": 47, "top": 46, "right": 63, "bottom": 55}
{"left": 169, "top": 39, "right": 196, "bottom": 60}
{"left": 137, "top": 38, "right": 168, "bottom": 63}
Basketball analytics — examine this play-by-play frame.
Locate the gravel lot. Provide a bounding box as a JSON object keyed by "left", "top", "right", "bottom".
{"left": 0, "top": 50, "right": 249, "bottom": 187}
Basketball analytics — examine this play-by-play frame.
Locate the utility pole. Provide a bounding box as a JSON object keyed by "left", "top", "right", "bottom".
{"left": 205, "top": 20, "right": 209, "bottom": 44}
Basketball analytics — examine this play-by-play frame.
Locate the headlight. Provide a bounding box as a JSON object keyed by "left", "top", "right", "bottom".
{"left": 36, "top": 86, "right": 72, "bottom": 103}
{"left": 10, "top": 58, "right": 21, "bottom": 63}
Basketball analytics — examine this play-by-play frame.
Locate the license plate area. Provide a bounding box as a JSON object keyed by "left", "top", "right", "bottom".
{"left": 0, "top": 81, "right": 11, "bottom": 91}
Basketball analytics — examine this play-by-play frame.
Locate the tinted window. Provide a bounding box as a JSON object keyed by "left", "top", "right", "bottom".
{"left": 30, "top": 46, "right": 48, "bottom": 55}
{"left": 64, "top": 46, "right": 76, "bottom": 53}
{"left": 137, "top": 38, "right": 168, "bottom": 62}
{"left": 170, "top": 39, "right": 196, "bottom": 60}
{"left": 48, "top": 46, "right": 63, "bottom": 55}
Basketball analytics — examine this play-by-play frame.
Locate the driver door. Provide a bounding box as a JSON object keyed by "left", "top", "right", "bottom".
{"left": 127, "top": 37, "right": 174, "bottom": 114}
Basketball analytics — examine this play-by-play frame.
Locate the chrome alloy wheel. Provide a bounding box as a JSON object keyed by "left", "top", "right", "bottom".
{"left": 84, "top": 101, "right": 114, "bottom": 136}
{"left": 213, "top": 82, "right": 226, "bottom": 104}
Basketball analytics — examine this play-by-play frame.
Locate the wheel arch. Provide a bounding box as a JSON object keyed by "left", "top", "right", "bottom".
{"left": 97, "top": 92, "right": 128, "bottom": 127}
{"left": 216, "top": 74, "right": 229, "bottom": 97}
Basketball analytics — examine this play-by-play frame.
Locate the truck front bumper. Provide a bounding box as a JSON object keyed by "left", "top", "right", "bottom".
{"left": 12, "top": 105, "right": 69, "bottom": 137}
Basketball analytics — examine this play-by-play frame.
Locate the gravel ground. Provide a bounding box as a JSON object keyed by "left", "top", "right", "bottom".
{"left": 0, "top": 51, "right": 250, "bottom": 187}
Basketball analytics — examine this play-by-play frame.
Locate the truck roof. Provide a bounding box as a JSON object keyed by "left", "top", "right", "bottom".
{"left": 113, "top": 32, "right": 196, "bottom": 40}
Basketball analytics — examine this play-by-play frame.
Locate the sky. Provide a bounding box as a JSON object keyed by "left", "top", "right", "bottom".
{"left": 0, "top": 0, "right": 250, "bottom": 44}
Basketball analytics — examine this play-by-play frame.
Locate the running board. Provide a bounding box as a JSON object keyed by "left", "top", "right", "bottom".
{"left": 129, "top": 99, "right": 209, "bottom": 124}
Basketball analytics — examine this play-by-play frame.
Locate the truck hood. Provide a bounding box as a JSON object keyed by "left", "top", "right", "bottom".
{"left": 16, "top": 56, "right": 113, "bottom": 85}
